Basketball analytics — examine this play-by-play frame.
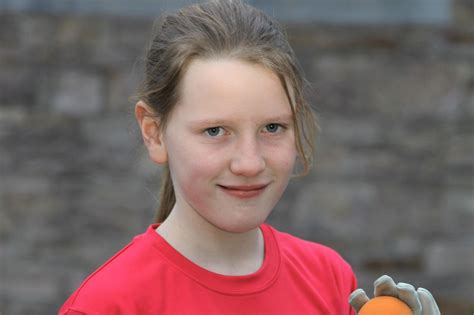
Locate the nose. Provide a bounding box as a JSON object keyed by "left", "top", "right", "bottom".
{"left": 229, "top": 136, "right": 266, "bottom": 177}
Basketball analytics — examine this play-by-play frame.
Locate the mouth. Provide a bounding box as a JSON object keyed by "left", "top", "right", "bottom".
{"left": 217, "top": 183, "right": 269, "bottom": 198}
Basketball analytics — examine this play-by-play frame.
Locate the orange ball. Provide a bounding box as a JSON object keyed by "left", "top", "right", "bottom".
{"left": 359, "top": 296, "right": 412, "bottom": 315}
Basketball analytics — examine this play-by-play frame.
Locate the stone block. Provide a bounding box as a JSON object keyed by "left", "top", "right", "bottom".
{"left": 425, "top": 239, "right": 474, "bottom": 275}
{"left": 18, "top": 15, "right": 57, "bottom": 62}
{"left": 317, "top": 116, "right": 383, "bottom": 148}
{"left": 0, "top": 14, "right": 21, "bottom": 47}
{"left": 440, "top": 188, "right": 474, "bottom": 235}
{"left": 292, "top": 180, "right": 377, "bottom": 241}
{"left": 453, "top": 0, "right": 474, "bottom": 26}
{"left": 0, "top": 65, "right": 38, "bottom": 108}
{"left": 1, "top": 175, "right": 51, "bottom": 195}
{"left": 446, "top": 130, "right": 474, "bottom": 172}
{"left": 0, "top": 107, "right": 29, "bottom": 126}
{"left": 88, "top": 17, "right": 149, "bottom": 68}
{"left": 48, "top": 69, "right": 104, "bottom": 117}
{"left": 80, "top": 115, "right": 134, "bottom": 150}
{"left": 2, "top": 261, "right": 59, "bottom": 305}
{"left": 108, "top": 70, "right": 140, "bottom": 112}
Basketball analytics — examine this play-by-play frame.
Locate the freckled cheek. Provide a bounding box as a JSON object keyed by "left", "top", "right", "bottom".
{"left": 280, "top": 154, "right": 297, "bottom": 175}
{"left": 175, "top": 153, "right": 223, "bottom": 200}
{"left": 266, "top": 142, "right": 297, "bottom": 172}
{"left": 174, "top": 167, "right": 213, "bottom": 212}
{"left": 181, "top": 182, "right": 210, "bottom": 210}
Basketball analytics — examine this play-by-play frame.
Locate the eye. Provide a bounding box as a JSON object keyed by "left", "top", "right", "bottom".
{"left": 264, "top": 123, "right": 282, "bottom": 133}
{"left": 205, "top": 127, "right": 224, "bottom": 137}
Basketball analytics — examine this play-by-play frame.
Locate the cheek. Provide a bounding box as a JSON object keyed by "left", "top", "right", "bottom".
{"left": 177, "top": 156, "right": 224, "bottom": 213}
{"left": 170, "top": 157, "right": 214, "bottom": 211}
{"left": 268, "top": 141, "right": 297, "bottom": 172}
{"left": 170, "top": 146, "right": 223, "bottom": 195}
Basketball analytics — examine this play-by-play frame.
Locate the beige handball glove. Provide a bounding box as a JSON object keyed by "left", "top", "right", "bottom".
{"left": 349, "top": 275, "right": 441, "bottom": 315}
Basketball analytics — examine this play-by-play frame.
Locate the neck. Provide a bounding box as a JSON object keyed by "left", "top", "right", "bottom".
{"left": 155, "top": 204, "right": 265, "bottom": 276}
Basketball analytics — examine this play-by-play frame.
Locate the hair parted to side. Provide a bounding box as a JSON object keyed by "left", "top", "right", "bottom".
{"left": 133, "top": 0, "right": 319, "bottom": 223}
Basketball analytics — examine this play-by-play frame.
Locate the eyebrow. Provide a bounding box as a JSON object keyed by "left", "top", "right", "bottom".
{"left": 188, "top": 114, "right": 294, "bottom": 127}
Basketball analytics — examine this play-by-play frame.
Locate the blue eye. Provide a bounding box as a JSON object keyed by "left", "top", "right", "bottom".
{"left": 205, "top": 127, "right": 223, "bottom": 137}
{"left": 265, "top": 124, "right": 280, "bottom": 133}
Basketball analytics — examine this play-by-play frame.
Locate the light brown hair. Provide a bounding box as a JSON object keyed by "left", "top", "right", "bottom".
{"left": 133, "top": 0, "right": 319, "bottom": 223}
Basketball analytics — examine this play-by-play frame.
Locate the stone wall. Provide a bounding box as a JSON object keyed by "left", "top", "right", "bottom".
{"left": 1, "top": 2, "right": 473, "bottom": 314}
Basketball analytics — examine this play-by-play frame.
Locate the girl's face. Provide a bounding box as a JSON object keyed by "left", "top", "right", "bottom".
{"left": 161, "top": 58, "right": 297, "bottom": 233}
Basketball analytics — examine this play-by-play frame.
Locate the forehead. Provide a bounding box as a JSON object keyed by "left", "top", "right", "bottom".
{"left": 175, "top": 58, "right": 292, "bottom": 118}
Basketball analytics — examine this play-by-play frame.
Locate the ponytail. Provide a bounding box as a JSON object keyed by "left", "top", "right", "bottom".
{"left": 156, "top": 165, "right": 175, "bottom": 223}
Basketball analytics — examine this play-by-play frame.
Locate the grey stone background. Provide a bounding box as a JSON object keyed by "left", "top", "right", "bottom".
{"left": 1, "top": 0, "right": 473, "bottom": 314}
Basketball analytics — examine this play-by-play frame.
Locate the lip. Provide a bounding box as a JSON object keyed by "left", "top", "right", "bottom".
{"left": 218, "top": 183, "right": 269, "bottom": 199}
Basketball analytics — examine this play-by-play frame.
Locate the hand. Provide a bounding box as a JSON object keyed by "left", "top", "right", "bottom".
{"left": 349, "top": 275, "right": 441, "bottom": 315}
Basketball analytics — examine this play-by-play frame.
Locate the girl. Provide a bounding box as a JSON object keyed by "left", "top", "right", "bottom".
{"left": 59, "top": 1, "right": 440, "bottom": 314}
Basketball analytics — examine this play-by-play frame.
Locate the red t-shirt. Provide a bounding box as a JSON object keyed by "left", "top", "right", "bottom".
{"left": 59, "top": 223, "right": 357, "bottom": 314}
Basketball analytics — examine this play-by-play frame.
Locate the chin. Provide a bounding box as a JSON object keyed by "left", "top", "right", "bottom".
{"left": 212, "top": 216, "right": 267, "bottom": 234}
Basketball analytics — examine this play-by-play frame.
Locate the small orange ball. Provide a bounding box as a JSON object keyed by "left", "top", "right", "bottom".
{"left": 359, "top": 296, "right": 412, "bottom": 315}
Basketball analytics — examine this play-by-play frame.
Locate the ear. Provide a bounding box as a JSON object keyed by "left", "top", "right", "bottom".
{"left": 135, "top": 100, "right": 168, "bottom": 164}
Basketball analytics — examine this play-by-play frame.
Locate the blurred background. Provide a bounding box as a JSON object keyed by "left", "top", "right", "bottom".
{"left": 0, "top": 0, "right": 473, "bottom": 314}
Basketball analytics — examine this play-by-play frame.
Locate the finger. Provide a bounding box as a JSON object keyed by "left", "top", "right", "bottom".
{"left": 418, "top": 288, "right": 441, "bottom": 315}
{"left": 396, "top": 282, "right": 422, "bottom": 315}
{"left": 374, "top": 275, "right": 398, "bottom": 297}
{"left": 349, "top": 288, "right": 370, "bottom": 313}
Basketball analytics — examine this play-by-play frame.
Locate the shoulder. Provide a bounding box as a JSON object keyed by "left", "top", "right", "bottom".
{"left": 268, "top": 224, "right": 348, "bottom": 261}
{"left": 266, "top": 224, "right": 356, "bottom": 283}
{"left": 59, "top": 226, "right": 164, "bottom": 313}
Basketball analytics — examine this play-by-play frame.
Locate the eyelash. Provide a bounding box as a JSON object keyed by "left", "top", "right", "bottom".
{"left": 204, "top": 124, "right": 286, "bottom": 137}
